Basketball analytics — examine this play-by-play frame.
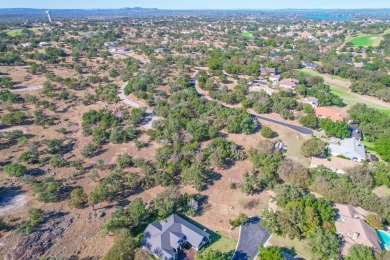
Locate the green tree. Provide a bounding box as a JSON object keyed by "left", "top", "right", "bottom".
{"left": 375, "top": 130, "right": 390, "bottom": 162}
{"left": 261, "top": 127, "right": 275, "bottom": 138}
{"left": 301, "top": 139, "right": 326, "bottom": 158}
{"left": 104, "top": 229, "right": 137, "bottom": 260}
{"left": 32, "top": 177, "right": 62, "bottom": 202}
{"left": 299, "top": 114, "right": 318, "bottom": 129}
{"left": 307, "top": 228, "right": 339, "bottom": 260}
{"left": 19, "top": 146, "right": 40, "bottom": 164}
{"left": 4, "top": 163, "right": 27, "bottom": 177}
{"left": 18, "top": 208, "right": 45, "bottom": 233}
{"left": 345, "top": 245, "right": 376, "bottom": 260}
{"left": 68, "top": 187, "right": 88, "bottom": 208}
{"left": 229, "top": 213, "right": 248, "bottom": 228}
{"left": 365, "top": 214, "right": 383, "bottom": 229}
{"left": 81, "top": 143, "right": 100, "bottom": 158}
{"left": 1, "top": 111, "right": 27, "bottom": 125}
{"left": 258, "top": 246, "right": 284, "bottom": 260}
{"left": 181, "top": 163, "right": 209, "bottom": 191}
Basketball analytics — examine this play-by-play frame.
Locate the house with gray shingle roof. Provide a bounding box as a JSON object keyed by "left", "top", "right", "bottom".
{"left": 143, "top": 214, "right": 210, "bottom": 260}
{"left": 328, "top": 138, "right": 366, "bottom": 162}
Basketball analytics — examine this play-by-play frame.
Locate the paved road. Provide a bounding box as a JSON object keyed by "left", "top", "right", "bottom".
{"left": 232, "top": 217, "right": 270, "bottom": 260}
{"left": 252, "top": 114, "right": 313, "bottom": 135}
{"left": 190, "top": 71, "right": 313, "bottom": 135}
{"left": 10, "top": 85, "right": 43, "bottom": 92}
{"left": 119, "top": 83, "right": 158, "bottom": 129}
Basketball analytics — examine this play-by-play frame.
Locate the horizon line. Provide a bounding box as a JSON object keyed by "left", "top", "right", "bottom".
{"left": 1, "top": 7, "right": 390, "bottom": 11}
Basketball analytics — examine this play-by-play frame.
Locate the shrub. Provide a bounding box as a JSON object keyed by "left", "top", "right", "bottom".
{"left": 229, "top": 213, "right": 248, "bottom": 228}
{"left": 104, "top": 229, "right": 137, "bottom": 260}
{"left": 257, "top": 246, "right": 284, "bottom": 260}
{"left": 32, "top": 177, "right": 62, "bottom": 202}
{"left": 301, "top": 138, "right": 326, "bottom": 157}
{"left": 4, "top": 163, "right": 27, "bottom": 177}
{"left": 68, "top": 187, "right": 88, "bottom": 208}
{"left": 18, "top": 208, "right": 45, "bottom": 233}
{"left": 261, "top": 127, "right": 275, "bottom": 138}
{"left": 365, "top": 214, "right": 383, "bottom": 229}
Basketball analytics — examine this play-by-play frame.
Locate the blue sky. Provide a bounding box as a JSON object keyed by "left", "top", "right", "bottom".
{"left": 0, "top": 0, "right": 389, "bottom": 9}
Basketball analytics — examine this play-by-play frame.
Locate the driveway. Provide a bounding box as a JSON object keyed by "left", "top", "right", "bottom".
{"left": 118, "top": 83, "right": 158, "bottom": 129}
{"left": 232, "top": 217, "right": 271, "bottom": 260}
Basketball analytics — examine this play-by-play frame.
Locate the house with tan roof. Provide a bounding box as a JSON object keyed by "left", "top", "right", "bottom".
{"left": 279, "top": 78, "right": 299, "bottom": 90}
{"left": 334, "top": 203, "right": 382, "bottom": 255}
{"left": 310, "top": 156, "right": 362, "bottom": 174}
{"left": 314, "top": 107, "right": 344, "bottom": 121}
{"left": 269, "top": 74, "right": 281, "bottom": 82}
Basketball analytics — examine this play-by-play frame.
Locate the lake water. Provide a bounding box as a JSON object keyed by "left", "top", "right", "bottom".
{"left": 377, "top": 230, "right": 390, "bottom": 250}
{"left": 303, "top": 14, "right": 351, "bottom": 21}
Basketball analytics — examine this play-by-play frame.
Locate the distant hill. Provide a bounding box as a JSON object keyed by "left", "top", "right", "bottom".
{"left": 0, "top": 8, "right": 388, "bottom": 22}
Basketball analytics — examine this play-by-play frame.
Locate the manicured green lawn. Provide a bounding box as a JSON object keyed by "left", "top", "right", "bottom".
{"left": 348, "top": 35, "right": 383, "bottom": 47}
{"left": 269, "top": 235, "right": 312, "bottom": 259}
{"left": 299, "top": 69, "right": 390, "bottom": 115}
{"left": 361, "top": 140, "right": 376, "bottom": 152}
{"left": 202, "top": 235, "right": 236, "bottom": 255}
{"left": 181, "top": 215, "right": 236, "bottom": 257}
{"left": 373, "top": 185, "right": 390, "bottom": 199}
{"left": 242, "top": 31, "right": 254, "bottom": 38}
{"left": 7, "top": 29, "right": 22, "bottom": 37}
{"left": 6, "top": 28, "right": 40, "bottom": 37}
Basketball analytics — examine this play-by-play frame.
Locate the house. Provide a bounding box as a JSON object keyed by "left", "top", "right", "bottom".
{"left": 328, "top": 138, "right": 366, "bottom": 162}
{"left": 248, "top": 80, "right": 276, "bottom": 95}
{"left": 303, "top": 61, "right": 318, "bottom": 69}
{"left": 39, "top": 42, "right": 50, "bottom": 47}
{"left": 353, "top": 62, "right": 364, "bottom": 68}
{"left": 155, "top": 48, "right": 165, "bottom": 54}
{"left": 260, "top": 67, "right": 277, "bottom": 75}
{"left": 279, "top": 78, "right": 299, "bottom": 90}
{"left": 314, "top": 107, "right": 344, "bottom": 121}
{"left": 109, "top": 46, "right": 129, "bottom": 52}
{"left": 310, "top": 156, "right": 362, "bottom": 174}
{"left": 143, "top": 214, "right": 210, "bottom": 260}
{"left": 269, "top": 74, "right": 281, "bottom": 82}
{"left": 104, "top": 41, "right": 117, "bottom": 47}
{"left": 303, "top": 96, "right": 319, "bottom": 107}
{"left": 334, "top": 203, "right": 382, "bottom": 255}
{"left": 20, "top": 42, "right": 31, "bottom": 47}
{"left": 350, "top": 125, "right": 362, "bottom": 141}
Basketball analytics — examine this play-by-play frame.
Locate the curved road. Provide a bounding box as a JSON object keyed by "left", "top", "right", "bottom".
{"left": 192, "top": 71, "right": 313, "bottom": 135}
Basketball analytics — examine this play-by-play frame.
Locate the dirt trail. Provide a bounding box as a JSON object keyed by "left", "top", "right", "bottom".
{"left": 0, "top": 194, "right": 27, "bottom": 216}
